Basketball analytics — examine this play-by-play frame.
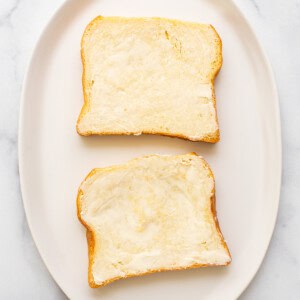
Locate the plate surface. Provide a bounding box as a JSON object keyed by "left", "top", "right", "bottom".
{"left": 19, "top": 0, "right": 281, "bottom": 299}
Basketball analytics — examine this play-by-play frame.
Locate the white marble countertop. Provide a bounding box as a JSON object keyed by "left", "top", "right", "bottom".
{"left": 0, "top": 0, "right": 299, "bottom": 299}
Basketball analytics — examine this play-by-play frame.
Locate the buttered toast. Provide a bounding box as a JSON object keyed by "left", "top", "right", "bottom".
{"left": 77, "top": 153, "right": 231, "bottom": 287}
{"left": 77, "top": 17, "right": 222, "bottom": 142}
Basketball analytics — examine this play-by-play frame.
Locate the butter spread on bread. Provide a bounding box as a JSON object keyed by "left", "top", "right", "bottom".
{"left": 77, "top": 17, "right": 222, "bottom": 142}
{"left": 77, "top": 153, "right": 231, "bottom": 287}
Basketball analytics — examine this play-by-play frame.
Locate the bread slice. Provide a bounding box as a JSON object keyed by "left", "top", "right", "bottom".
{"left": 77, "top": 153, "right": 231, "bottom": 287}
{"left": 77, "top": 17, "right": 222, "bottom": 142}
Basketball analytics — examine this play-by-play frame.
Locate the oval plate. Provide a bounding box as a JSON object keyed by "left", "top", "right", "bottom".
{"left": 19, "top": 0, "right": 281, "bottom": 299}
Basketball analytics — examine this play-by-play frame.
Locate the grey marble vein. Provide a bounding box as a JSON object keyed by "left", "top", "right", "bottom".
{"left": 0, "top": 0, "right": 20, "bottom": 25}
{"left": 249, "top": 0, "right": 261, "bottom": 15}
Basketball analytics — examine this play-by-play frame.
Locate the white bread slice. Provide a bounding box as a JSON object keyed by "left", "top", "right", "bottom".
{"left": 77, "top": 153, "right": 231, "bottom": 287}
{"left": 77, "top": 17, "right": 222, "bottom": 142}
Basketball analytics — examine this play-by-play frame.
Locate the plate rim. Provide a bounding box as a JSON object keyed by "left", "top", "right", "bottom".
{"left": 18, "top": 0, "right": 282, "bottom": 299}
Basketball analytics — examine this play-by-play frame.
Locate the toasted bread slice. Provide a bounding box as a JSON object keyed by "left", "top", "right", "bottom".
{"left": 77, "top": 17, "right": 222, "bottom": 142}
{"left": 77, "top": 153, "right": 231, "bottom": 287}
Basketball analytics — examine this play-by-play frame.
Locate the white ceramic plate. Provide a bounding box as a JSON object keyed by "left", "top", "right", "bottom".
{"left": 19, "top": 0, "right": 281, "bottom": 299}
